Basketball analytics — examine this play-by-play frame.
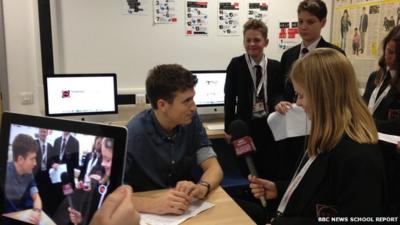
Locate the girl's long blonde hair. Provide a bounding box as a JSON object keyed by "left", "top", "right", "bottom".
{"left": 290, "top": 48, "right": 378, "bottom": 156}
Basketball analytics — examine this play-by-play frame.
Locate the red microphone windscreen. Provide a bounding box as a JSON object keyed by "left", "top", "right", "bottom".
{"left": 232, "top": 136, "right": 255, "bottom": 156}
{"left": 62, "top": 183, "right": 74, "bottom": 195}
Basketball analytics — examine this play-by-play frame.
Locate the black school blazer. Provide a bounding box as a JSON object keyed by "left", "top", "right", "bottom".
{"left": 224, "top": 54, "right": 282, "bottom": 132}
{"left": 273, "top": 135, "right": 386, "bottom": 224}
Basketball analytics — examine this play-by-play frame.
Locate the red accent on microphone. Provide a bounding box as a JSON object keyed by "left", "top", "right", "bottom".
{"left": 62, "top": 183, "right": 74, "bottom": 195}
{"left": 232, "top": 136, "right": 255, "bottom": 156}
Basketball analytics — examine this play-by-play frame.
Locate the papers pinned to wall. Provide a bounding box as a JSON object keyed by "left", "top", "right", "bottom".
{"left": 154, "top": 0, "right": 178, "bottom": 24}
{"left": 217, "top": 1, "right": 240, "bottom": 36}
{"left": 185, "top": 1, "right": 209, "bottom": 36}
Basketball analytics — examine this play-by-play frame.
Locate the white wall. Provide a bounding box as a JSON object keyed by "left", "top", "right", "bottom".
{"left": 3, "top": 0, "right": 42, "bottom": 114}
{"left": 3, "top": 0, "right": 332, "bottom": 115}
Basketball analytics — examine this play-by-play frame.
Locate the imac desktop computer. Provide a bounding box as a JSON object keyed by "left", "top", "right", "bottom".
{"left": 192, "top": 70, "right": 226, "bottom": 130}
{"left": 44, "top": 74, "right": 118, "bottom": 123}
{"left": 192, "top": 70, "right": 226, "bottom": 115}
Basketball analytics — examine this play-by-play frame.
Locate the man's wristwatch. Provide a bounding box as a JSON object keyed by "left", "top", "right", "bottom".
{"left": 198, "top": 180, "right": 211, "bottom": 196}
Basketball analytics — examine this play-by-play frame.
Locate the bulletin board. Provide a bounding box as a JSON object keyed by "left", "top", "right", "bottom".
{"left": 49, "top": 0, "right": 332, "bottom": 92}
{"left": 331, "top": 0, "right": 400, "bottom": 86}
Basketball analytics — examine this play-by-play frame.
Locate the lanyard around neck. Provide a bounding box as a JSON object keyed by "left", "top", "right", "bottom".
{"left": 277, "top": 154, "right": 316, "bottom": 215}
{"left": 368, "top": 77, "right": 391, "bottom": 114}
{"left": 246, "top": 54, "right": 266, "bottom": 97}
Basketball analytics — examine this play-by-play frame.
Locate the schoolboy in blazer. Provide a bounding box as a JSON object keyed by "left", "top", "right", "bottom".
{"left": 274, "top": 0, "right": 345, "bottom": 183}
{"left": 224, "top": 55, "right": 282, "bottom": 127}
{"left": 281, "top": 37, "right": 344, "bottom": 102}
{"left": 224, "top": 19, "right": 282, "bottom": 180}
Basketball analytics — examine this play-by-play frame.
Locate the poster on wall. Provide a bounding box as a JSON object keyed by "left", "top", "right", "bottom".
{"left": 217, "top": 1, "right": 240, "bottom": 36}
{"left": 278, "top": 21, "right": 300, "bottom": 50}
{"left": 331, "top": 0, "right": 400, "bottom": 85}
{"left": 122, "top": 0, "right": 150, "bottom": 15}
{"left": 153, "top": 0, "right": 177, "bottom": 24}
{"left": 247, "top": 0, "right": 270, "bottom": 23}
{"left": 185, "top": 1, "right": 209, "bottom": 36}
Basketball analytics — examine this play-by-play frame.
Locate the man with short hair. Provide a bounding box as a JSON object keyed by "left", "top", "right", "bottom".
{"left": 277, "top": 0, "right": 345, "bottom": 107}
{"left": 274, "top": 0, "right": 345, "bottom": 182}
{"left": 5, "top": 133, "right": 43, "bottom": 224}
{"left": 125, "top": 64, "right": 223, "bottom": 215}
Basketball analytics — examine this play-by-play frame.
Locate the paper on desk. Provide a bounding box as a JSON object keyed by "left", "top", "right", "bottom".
{"left": 3, "top": 209, "right": 56, "bottom": 225}
{"left": 267, "top": 104, "right": 311, "bottom": 141}
{"left": 139, "top": 200, "right": 214, "bottom": 225}
{"left": 49, "top": 164, "right": 67, "bottom": 184}
{"left": 378, "top": 132, "right": 400, "bottom": 144}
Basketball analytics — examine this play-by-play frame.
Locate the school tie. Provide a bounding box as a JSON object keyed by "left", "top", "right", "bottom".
{"left": 42, "top": 144, "right": 46, "bottom": 156}
{"left": 255, "top": 65, "right": 265, "bottom": 101}
{"left": 60, "top": 138, "right": 66, "bottom": 161}
{"left": 42, "top": 144, "right": 47, "bottom": 170}
{"left": 301, "top": 47, "right": 309, "bottom": 56}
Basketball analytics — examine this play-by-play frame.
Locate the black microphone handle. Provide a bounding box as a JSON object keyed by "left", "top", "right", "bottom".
{"left": 66, "top": 195, "right": 75, "bottom": 210}
{"left": 245, "top": 156, "right": 267, "bottom": 207}
{"left": 245, "top": 156, "right": 258, "bottom": 177}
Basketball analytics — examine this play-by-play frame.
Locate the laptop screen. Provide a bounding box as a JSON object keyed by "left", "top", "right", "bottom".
{"left": 0, "top": 112, "right": 127, "bottom": 225}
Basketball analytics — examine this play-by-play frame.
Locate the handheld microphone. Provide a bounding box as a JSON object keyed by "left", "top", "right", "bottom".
{"left": 229, "top": 119, "right": 267, "bottom": 207}
{"left": 61, "top": 172, "right": 75, "bottom": 210}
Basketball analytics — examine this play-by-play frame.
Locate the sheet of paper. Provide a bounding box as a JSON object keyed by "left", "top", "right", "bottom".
{"left": 267, "top": 104, "right": 311, "bottom": 141}
{"left": 48, "top": 163, "right": 67, "bottom": 184}
{"left": 378, "top": 132, "right": 400, "bottom": 145}
{"left": 3, "top": 209, "right": 56, "bottom": 225}
{"left": 139, "top": 200, "right": 214, "bottom": 225}
{"left": 206, "top": 123, "right": 224, "bottom": 131}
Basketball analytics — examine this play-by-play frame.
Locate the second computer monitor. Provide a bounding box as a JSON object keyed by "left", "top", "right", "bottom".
{"left": 192, "top": 70, "right": 226, "bottom": 115}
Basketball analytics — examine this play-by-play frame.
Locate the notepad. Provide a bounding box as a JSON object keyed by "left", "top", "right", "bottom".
{"left": 378, "top": 132, "right": 400, "bottom": 144}
{"left": 267, "top": 104, "right": 311, "bottom": 141}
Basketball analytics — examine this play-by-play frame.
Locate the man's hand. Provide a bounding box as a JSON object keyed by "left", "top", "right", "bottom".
{"left": 189, "top": 184, "right": 208, "bottom": 200}
{"left": 151, "top": 189, "right": 191, "bottom": 215}
{"left": 175, "top": 180, "right": 208, "bottom": 200}
{"left": 29, "top": 209, "right": 41, "bottom": 225}
{"left": 175, "top": 180, "right": 197, "bottom": 196}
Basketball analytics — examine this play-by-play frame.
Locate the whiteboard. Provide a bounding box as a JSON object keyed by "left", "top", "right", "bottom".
{"left": 50, "top": 0, "right": 332, "bottom": 93}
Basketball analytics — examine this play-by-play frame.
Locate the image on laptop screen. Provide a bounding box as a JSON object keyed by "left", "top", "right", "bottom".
{"left": 0, "top": 112, "right": 127, "bottom": 225}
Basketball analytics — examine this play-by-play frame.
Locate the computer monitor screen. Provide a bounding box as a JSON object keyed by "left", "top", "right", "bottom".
{"left": 44, "top": 74, "right": 118, "bottom": 117}
{"left": 192, "top": 70, "right": 226, "bottom": 115}
{"left": 0, "top": 112, "right": 127, "bottom": 225}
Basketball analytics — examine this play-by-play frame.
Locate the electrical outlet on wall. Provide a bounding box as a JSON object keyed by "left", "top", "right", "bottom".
{"left": 20, "top": 92, "right": 34, "bottom": 105}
